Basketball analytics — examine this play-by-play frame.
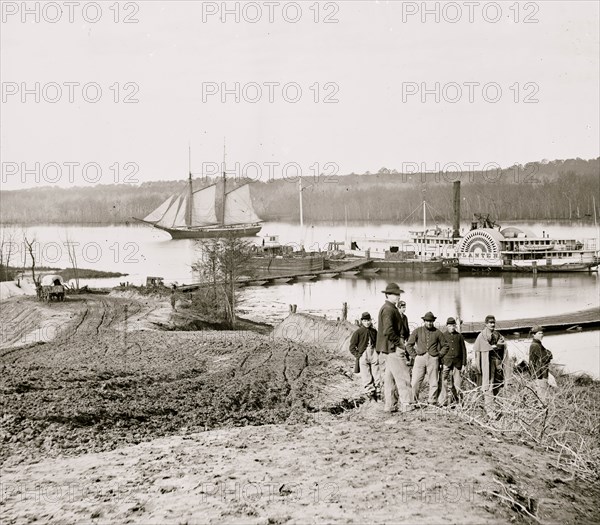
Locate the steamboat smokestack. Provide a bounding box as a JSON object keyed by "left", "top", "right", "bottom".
{"left": 453, "top": 181, "right": 461, "bottom": 238}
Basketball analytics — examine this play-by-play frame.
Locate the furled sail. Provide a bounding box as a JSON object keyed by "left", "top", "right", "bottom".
{"left": 223, "top": 184, "right": 262, "bottom": 226}
{"left": 191, "top": 184, "right": 218, "bottom": 226}
{"left": 156, "top": 194, "right": 184, "bottom": 228}
{"left": 143, "top": 195, "right": 175, "bottom": 223}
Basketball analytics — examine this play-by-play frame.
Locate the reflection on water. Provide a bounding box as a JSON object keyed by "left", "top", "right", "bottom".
{"left": 240, "top": 272, "right": 599, "bottom": 327}
{"left": 5, "top": 222, "right": 599, "bottom": 376}
{"left": 4, "top": 224, "right": 203, "bottom": 286}
{"left": 7, "top": 221, "right": 599, "bottom": 287}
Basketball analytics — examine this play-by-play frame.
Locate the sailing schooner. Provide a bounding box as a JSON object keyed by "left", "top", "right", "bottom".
{"left": 134, "top": 158, "right": 262, "bottom": 240}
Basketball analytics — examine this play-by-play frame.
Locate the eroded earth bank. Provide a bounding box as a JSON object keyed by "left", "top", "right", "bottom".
{"left": 1, "top": 293, "right": 598, "bottom": 524}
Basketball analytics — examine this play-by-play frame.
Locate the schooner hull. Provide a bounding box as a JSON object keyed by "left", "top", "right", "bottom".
{"left": 136, "top": 167, "right": 263, "bottom": 240}
{"left": 155, "top": 223, "right": 262, "bottom": 239}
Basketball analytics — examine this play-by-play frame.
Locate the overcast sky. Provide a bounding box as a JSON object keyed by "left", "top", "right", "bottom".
{"left": 1, "top": 1, "right": 598, "bottom": 190}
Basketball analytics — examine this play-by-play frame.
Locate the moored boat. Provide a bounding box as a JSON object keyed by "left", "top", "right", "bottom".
{"left": 348, "top": 228, "right": 458, "bottom": 274}
{"left": 456, "top": 225, "right": 599, "bottom": 272}
{"left": 295, "top": 275, "right": 318, "bottom": 282}
{"left": 269, "top": 277, "right": 295, "bottom": 284}
{"left": 248, "top": 234, "right": 326, "bottom": 276}
{"left": 361, "top": 267, "right": 381, "bottom": 274}
{"left": 346, "top": 188, "right": 462, "bottom": 273}
{"left": 134, "top": 148, "right": 262, "bottom": 239}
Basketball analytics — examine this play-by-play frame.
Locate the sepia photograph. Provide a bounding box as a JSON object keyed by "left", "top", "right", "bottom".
{"left": 1, "top": 1, "right": 599, "bottom": 523}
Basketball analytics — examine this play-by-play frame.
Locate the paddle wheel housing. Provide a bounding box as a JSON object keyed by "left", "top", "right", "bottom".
{"left": 458, "top": 230, "right": 502, "bottom": 256}
{"left": 456, "top": 228, "right": 505, "bottom": 269}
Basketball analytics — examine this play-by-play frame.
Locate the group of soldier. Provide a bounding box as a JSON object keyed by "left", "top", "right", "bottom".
{"left": 349, "top": 282, "right": 554, "bottom": 412}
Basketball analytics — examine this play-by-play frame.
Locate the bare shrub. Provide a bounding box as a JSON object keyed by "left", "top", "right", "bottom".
{"left": 456, "top": 365, "right": 600, "bottom": 482}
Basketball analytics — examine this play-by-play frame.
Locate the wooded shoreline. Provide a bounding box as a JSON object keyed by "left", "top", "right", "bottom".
{"left": 2, "top": 158, "right": 598, "bottom": 225}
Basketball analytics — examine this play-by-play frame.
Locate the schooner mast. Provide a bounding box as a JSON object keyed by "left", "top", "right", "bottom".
{"left": 187, "top": 143, "right": 193, "bottom": 227}
{"left": 132, "top": 141, "right": 263, "bottom": 239}
{"left": 221, "top": 138, "right": 227, "bottom": 226}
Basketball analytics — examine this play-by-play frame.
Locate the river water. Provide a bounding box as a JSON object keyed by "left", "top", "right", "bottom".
{"left": 4, "top": 220, "right": 599, "bottom": 377}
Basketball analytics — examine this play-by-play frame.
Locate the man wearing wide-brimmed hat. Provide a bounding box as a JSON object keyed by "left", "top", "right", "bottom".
{"left": 406, "top": 311, "right": 448, "bottom": 405}
{"left": 375, "top": 282, "right": 413, "bottom": 412}
{"left": 529, "top": 325, "right": 553, "bottom": 403}
{"left": 349, "top": 312, "right": 380, "bottom": 401}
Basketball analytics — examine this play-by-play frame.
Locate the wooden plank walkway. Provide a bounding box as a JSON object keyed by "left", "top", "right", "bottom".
{"left": 328, "top": 259, "right": 373, "bottom": 272}
{"left": 177, "top": 259, "right": 373, "bottom": 291}
{"left": 240, "top": 259, "right": 372, "bottom": 285}
{"left": 460, "top": 307, "right": 600, "bottom": 337}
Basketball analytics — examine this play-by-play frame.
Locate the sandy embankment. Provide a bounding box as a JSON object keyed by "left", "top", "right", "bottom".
{"left": 0, "top": 281, "right": 36, "bottom": 302}
{"left": 1, "top": 297, "right": 599, "bottom": 524}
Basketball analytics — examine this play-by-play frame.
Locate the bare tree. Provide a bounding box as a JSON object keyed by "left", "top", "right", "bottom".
{"left": 0, "top": 229, "right": 5, "bottom": 280}
{"left": 22, "top": 232, "right": 41, "bottom": 291}
{"left": 193, "top": 235, "right": 254, "bottom": 329}
{"left": 64, "top": 235, "right": 80, "bottom": 290}
{"left": 220, "top": 235, "right": 254, "bottom": 327}
{"left": 0, "top": 227, "right": 17, "bottom": 281}
{"left": 196, "top": 238, "right": 221, "bottom": 304}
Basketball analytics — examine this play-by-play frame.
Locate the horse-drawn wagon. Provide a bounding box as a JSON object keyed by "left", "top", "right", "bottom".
{"left": 37, "top": 274, "right": 66, "bottom": 302}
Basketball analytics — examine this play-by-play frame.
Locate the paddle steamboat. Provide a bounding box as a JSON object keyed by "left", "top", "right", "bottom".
{"left": 456, "top": 221, "right": 599, "bottom": 272}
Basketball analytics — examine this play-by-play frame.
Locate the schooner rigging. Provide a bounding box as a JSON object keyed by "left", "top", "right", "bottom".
{"left": 134, "top": 147, "right": 262, "bottom": 239}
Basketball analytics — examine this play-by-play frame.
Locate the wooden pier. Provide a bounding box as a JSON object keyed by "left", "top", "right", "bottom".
{"left": 178, "top": 259, "right": 373, "bottom": 292}
{"left": 240, "top": 259, "right": 373, "bottom": 285}
{"left": 460, "top": 307, "right": 600, "bottom": 337}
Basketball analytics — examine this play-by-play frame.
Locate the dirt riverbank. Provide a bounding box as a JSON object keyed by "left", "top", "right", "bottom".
{"left": 1, "top": 294, "right": 599, "bottom": 524}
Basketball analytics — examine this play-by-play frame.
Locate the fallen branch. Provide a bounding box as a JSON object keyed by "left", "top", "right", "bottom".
{"left": 452, "top": 371, "right": 600, "bottom": 482}
{"left": 476, "top": 478, "right": 543, "bottom": 524}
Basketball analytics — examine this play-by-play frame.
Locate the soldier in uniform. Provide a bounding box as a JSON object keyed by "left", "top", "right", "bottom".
{"left": 349, "top": 312, "right": 380, "bottom": 401}
{"left": 438, "top": 317, "right": 467, "bottom": 407}
{"left": 528, "top": 325, "right": 553, "bottom": 403}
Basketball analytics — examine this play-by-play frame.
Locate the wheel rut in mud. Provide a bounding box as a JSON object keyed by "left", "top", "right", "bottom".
{"left": 0, "top": 297, "right": 358, "bottom": 466}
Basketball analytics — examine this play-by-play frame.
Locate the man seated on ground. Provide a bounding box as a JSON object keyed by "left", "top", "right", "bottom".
{"left": 349, "top": 312, "right": 380, "bottom": 401}
{"left": 438, "top": 317, "right": 467, "bottom": 407}
{"left": 406, "top": 312, "right": 448, "bottom": 406}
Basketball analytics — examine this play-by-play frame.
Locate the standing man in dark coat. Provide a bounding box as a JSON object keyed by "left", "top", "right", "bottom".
{"left": 349, "top": 312, "right": 380, "bottom": 401}
{"left": 387, "top": 299, "right": 411, "bottom": 406}
{"left": 438, "top": 317, "right": 467, "bottom": 407}
{"left": 529, "top": 325, "right": 553, "bottom": 402}
{"left": 376, "top": 283, "right": 413, "bottom": 413}
{"left": 407, "top": 312, "right": 448, "bottom": 405}
{"left": 398, "top": 300, "right": 410, "bottom": 341}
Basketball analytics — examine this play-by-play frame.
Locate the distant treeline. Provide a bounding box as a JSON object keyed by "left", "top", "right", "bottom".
{"left": 0, "top": 264, "right": 126, "bottom": 283}
{"left": 1, "top": 158, "right": 599, "bottom": 224}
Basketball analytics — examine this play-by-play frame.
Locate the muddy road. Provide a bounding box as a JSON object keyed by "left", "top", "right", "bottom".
{"left": 0, "top": 292, "right": 172, "bottom": 353}
{"left": 0, "top": 294, "right": 356, "bottom": 467}
{"left": 2, "top": 294, "right": 599, "bottom": 524}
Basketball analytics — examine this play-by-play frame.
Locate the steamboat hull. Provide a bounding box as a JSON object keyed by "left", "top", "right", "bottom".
{"left": 457, "top": 261, "right": 599, "bottom": 273}
{"left": 372, "top": 259, "right": 448, "bottom": 274}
